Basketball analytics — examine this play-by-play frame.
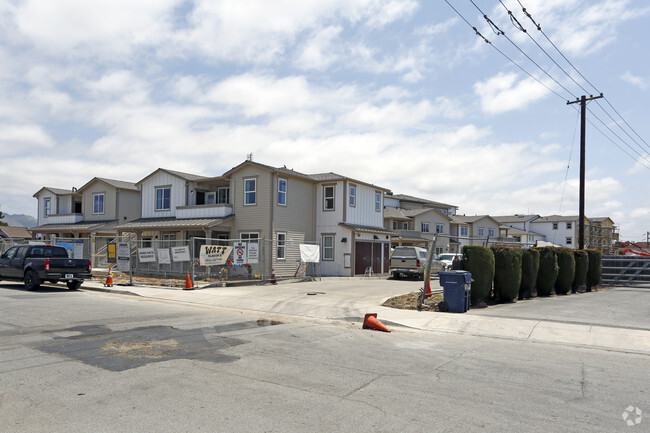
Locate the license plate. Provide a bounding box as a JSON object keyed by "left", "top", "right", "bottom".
{"left": 65, "top": 274, "right": 74, "bottom": 279}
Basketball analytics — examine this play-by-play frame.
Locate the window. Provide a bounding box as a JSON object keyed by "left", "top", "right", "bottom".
{"left": 217, "top": 187, "right": 229, "bottom": 204}
{"left": 205, "top": 192, "right": 216, "bottom": 204}
{"left": 488, "top": 229, "right": 495, "bottom": 237}
{"left": 421, "top": 222, "right": 430, "bottom": 233}
{"left": 241, "top": 232, "right": 259, "bottom": 243}
{"left": 375, "top": 192, "right": 381, "bottom": 212}
{"left": 566, "top": 237, "right": 573, "bottom": 245}
{"left": 324, "top": 185, "right": 335, "bottom": 211}
{"left": 403, "top": 222, "right": 408, "bottom": 229}
{"left": 436, "top": 224, "right": 444, "bottom": 234}
{"left": 349, "top": 185, "right": 356, "bottom": 207}
{"left": 155, "top": 187, "right": 171, "bottom": 211}
{"left": 552, "top": 223, "right": 558, "bottom": 230}
{"left": 278, "top": 178, "right": 287, "bottom": 206}
{"left": 93, "top": 193, "right": 105, "bottom": 214}
{"left": 392, "top": 221, "right": 398, "bottom": 230}
{"left": 460, "top": 226, "right": 468, "bottom": 236}
{"left": 162, "top": 233, "right": 176, "bottom": 248}
{"left": 478, "top": 228, "right": 485, "bottom": 237}
{"left": 44, "top": 198, "right": 51, "bottom": 216}
{"left": 277, "top": 233, "right": 286, "bottom": 260}
{"left": 244, "top": 178, "right": 256, "bottom": 205}
{"left": 566, "top": 222, "right": 572, "bottom": 230}
{"left": 322, "top": 235, "right": 334, "bottom": 260}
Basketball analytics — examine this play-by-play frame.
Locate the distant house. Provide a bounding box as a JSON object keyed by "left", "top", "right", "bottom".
{"left": 492, "top": 214, "right": 544, "bottom": 246}
{"left": 0, "top": 226, "right": 32, "bottom": 240}
{"left": 530, "top": 215, "right": 587, "bottom": 249}
{"left": 384, "top": 207, "right": 452, "bottom": 254}
{"left": 450, "top": 215, "right": 501, "bottom": 252}
{"left": 588, "top": 217, "right": 618, "bottom": 254}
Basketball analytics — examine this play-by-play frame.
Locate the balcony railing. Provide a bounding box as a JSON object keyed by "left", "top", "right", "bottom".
{"left": 44, "top": 213, "right": 84, "bottom": 224}
{"left": 176, "top": 204, "right": 233, "bottom": 220}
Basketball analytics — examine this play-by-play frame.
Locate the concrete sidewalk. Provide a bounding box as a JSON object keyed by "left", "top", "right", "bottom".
{"left": 81, "top": 277, "right": 650, "bottom": 356}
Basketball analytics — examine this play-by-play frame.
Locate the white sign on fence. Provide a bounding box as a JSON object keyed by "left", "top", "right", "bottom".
{"left": 233, "top": 242, "right": 247, "bottom": 265}
{"left": 171, "top": 246, "right": 190, "bottom": 262}
{"left": 157, "top": 248, "right": 171, "bottom": 265}
{"left": 117, "top": 242, "right": 131, "bottom": 272}
{"left": 299, "top": 244, "right": 320, "bottom": 263}
{"left": 200, "top": 245, "right": 233, "bottom": 266}
{"left": 247, "top": 242, "right": 259, "bottom": 264}
{"left": 138, "top": 248, "right": 156, "bottom": 263}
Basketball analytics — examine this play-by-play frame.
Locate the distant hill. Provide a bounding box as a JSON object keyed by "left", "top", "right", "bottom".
{"left": 1, "top": 214, "right": 37, "bottom": 227}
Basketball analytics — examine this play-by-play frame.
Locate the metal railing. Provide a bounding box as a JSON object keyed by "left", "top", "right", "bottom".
{"left": 602, "top": 255, "right": 650, "bottom": 288}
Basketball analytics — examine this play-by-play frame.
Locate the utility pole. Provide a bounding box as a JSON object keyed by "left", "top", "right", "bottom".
{"left": 567, "top": 93, "right": 603, "bottom": 250}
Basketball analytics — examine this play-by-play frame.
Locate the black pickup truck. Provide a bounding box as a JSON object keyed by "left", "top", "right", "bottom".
{"left": 0, "top": 245, "right": 92, "bottom": 290}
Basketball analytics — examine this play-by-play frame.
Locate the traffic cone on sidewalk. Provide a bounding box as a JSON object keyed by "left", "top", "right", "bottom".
{"left": 184, "top": 272, "right": 194, "bottom": 290}
{"left": 104, "top": 267, "right": 113, "bottom": 287}
{"left": 424, "top": 278, "right": 432, "bottom": 298}
{"left": 362, "top": 313, "right": 391, "bottom": 333}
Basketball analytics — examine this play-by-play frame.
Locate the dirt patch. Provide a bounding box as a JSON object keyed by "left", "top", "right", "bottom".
{"left": 382, "top": 292, "right": 444, "bottom": 312}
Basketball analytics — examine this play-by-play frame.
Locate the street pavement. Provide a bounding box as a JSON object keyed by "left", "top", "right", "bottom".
{"left": 78, "top": 276, "right": 650, "bottom": 356}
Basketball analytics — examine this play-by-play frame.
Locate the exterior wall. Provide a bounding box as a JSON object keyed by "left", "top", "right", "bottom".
{"left": 413, "top": 211, "right": 450, "bottom": 252}
{"left": 230, "top": 165, "right": 273, "bottom": 241}
{"left": 472, "top": 218, "right": 501, "bottom": 244}
{"left": 140, "top": 172, "right": 188, "bottom": 219}
{"left": 531, "top": 220, "right": 578, "bottom": 248}
{"left": 319, "top": 225, "right": 352, "bottom": 276}
{"left": 384, "top": 196, "right": 400, "bottom": 208}
{"left": 118, "top": 190, "right": 142, "bottom": 222}
{"left": 82, "top": 182, "right": 117, "bottom": 221}
{"left": 57, "top": 195, "right": 72, "bottom": 214}
{"left": 345, "top": 183, "right": 383, "bottom": 227}
{"left": 316, "top": 181, "right": 344, "bottom": 230}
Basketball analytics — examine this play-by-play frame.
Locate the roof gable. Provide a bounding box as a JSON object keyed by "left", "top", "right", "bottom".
{"left": 136, "top": 168, "right": 208, "bottom": 186}
{"left": 78, "top": 177, "right": 138, "bottom": 193}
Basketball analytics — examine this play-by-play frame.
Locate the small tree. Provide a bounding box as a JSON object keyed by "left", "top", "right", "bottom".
{"left": 536, "top": 247, "right": 558, "bottom": 296}
{"left": 520, "top": 248, "right": 540, "bottom": 299}
{"left": 491, "top": 246, "right": 522, "bottom": 302}
{"left": 554, "top": 247, "right": 576, "bottom": 295}
{"left": 572, "top": 250, "right": 589, "bottom": 293}
{"left": 0, "top": 210, "right": 6, "bottom": 227}
{"left": 586, "top": 249, "right": 602, "bottom": 292}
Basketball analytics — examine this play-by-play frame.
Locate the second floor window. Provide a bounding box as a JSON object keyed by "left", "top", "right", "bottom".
{"left": 375, "top": 192, "right": 381, "bottom": 212}
{"left": 217, "top": 187, "right": 229, "bottom": 204}
{"left": 156, "top": 187, "right": 171, "bottom": 210}
{"left": 460, "top": 226, "right": 468, "bottom": 236}
{"left": 552, "top": 223, "right": 558, "bottom": 230}
{"left": 278, "top": 178, "right": 287, "bottom": 206}
{"left": 324, "top": 185, "right": 335, "bottom": 210}
{"left": 244, "top": 178, "right": 256, "bottom": 205}
{"left": 478, "top": 228, "right": 485, "bottom": 237}
{"left": 436, "top": 224, "right": 444, "bottom": 234}
{"left": 93, "top": 193, "right": 105, "bottom": 214}
{"left": 44, "top": 198, "right": 51, "bottom": 216}
{"left": 421, "top": 222, "right": 430, "bottom": 233}
{"left": 566, "top": 237, "right": 573, "bottom": 245}
{"left": 349, "top": 185, "right": 356, "bottom": 207}
{"left": 488, "top": 229, "right": 495, "bottom": 237}
{"left": 566, "top": 222, "right": 572, "bottom": 229}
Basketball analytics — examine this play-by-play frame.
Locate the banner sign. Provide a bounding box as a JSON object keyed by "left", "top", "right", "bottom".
{"left": 157, "top": 248, "right": 171, "bottom": 265}
{"left": 247, "top": 242, "right": 259, "bottom": 264}
{"left": 138, "top": 248, "right": 156, "bottom": 263}
{"left": 299, "top": 244, "right": 320, "bottom": 263}
{"left": 200, "top": 245, "right": 233, "bottom": 266}
{"left": 171, "top": 246, "right": 190, "bottom": 262}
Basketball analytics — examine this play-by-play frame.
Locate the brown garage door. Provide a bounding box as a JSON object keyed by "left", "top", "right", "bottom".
{"left": 355, "top": 242, "right": 389, "bottom": 275}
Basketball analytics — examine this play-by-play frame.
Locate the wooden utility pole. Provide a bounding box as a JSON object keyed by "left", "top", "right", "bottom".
{"left": 567, "top": 93, "right": 603, "bottom": 250}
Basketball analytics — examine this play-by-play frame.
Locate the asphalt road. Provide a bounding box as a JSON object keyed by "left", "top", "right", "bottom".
{"left": 0, "top": 282, "right": 648, "bottom": 433}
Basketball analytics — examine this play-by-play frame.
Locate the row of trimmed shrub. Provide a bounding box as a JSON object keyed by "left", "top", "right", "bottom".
{"left": 462, "top": 245, "right": 602, "bottom": 306}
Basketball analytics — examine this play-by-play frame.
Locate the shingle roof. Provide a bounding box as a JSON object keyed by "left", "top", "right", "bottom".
{"left": 32, "top": 220, "right": 118, "bottom": 232}
{"left": 533, "top": 215, "right": 582, "bottom": 223}
{"left": 116, "top": 217, "right": 230, "bottom": 230}
{"left": 492, "top": 214, "right": 540, "bottom": 223}
{"left": 0, "top": 226, "right": 32, "bottom": 238}
{"left": 385, "top": 193, "right": 457, "bottom": 209}
{"left": 383, "top": 207, "right": 410, "bottom": 220}
{"left": 338, "top": 223, "right": 396, "bottom": 236}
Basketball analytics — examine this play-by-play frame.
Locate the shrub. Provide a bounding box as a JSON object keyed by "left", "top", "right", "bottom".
{"left": 462, "top": 245, "right": 495, "bottom": 307}
{"left": 520, "top": 248, "right": 540, "bottom": 299}
{"left": 586, "top": 249, "right": 602, "bottom": 291}
{"left": 554, "top": 247, "right": 576, "bottom": 295}
{"left": 536, "top": 247, "right": 558, "bottom": 296}
{"left": 491, "top": 246, "right": 522, "bottom": 302}
{"left": 572, "top": 250, "right": 589, "bottom": 293}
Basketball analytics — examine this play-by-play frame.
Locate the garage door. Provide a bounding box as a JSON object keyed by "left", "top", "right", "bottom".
{"left": 355, "top": 242, "right": 389, "bottom": 275}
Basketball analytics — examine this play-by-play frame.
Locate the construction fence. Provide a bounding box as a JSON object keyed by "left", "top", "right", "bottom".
{"left": 602, "top": 255, "right": 650, "bottom": 288}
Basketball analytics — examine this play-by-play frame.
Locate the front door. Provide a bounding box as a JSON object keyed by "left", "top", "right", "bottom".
{"left": 355, "top": 242, "right": 372, "bottom": 275}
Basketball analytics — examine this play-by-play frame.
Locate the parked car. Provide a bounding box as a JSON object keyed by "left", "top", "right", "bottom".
{"left": 389, "top": 246, "right": 444, "bottom": 279}
{"left": 437, "top": 253, "right": 460, "bottom": 271}
{"left": 0, "top": 245, "right": 92, "bottom": 290}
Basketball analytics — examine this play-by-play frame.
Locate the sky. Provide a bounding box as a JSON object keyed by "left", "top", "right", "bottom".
{"left": 0, "top": 0, "right": 648, "bottom": 241}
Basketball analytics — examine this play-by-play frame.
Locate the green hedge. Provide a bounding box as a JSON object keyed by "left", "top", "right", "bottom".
{"left": 586, "top": 249, "right": 602, "bottom": 291}
{"left": 520, "top": 248, "right": 540, "bottom": 299}
{"left": 572, "top": 250, "right": 589, "bottom": 293}
{"left": 462, "top": 245, "right": 495, "bottom": 307}
{"left": 536, "top": 247, "right": 558, "bottom": 296}
{"left": 554, "top": 247, "right": 576, "bottom": 295}
{"left": 491, "top": 246, "right": 522, "bottom": 302}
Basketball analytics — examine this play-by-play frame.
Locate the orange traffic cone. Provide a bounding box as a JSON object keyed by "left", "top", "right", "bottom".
{"left": 184, "top": 271, "right": 194, "bottom": 290}
{"left": 424, "top": 278, "right": 432, "bottom": 298}
{"left": 362, "top": 313, "right": 391, "bottom": 333}
{"left": 271, "top": 269, "right": 277, "bottom": 285}
{"left": 105, "top": 267, "right": 113, "bottom": 287}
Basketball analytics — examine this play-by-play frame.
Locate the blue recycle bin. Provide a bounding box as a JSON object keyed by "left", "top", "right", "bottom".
{"left": 438, "top": 270, "right": 472, "bottom": 313}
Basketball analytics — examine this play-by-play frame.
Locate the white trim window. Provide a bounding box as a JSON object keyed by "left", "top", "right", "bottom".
{"left": 392, "top": 221, "right": 398, "bottom": 230}
{"left": 488, "top": 228, "right": 495, "bottom": 237}
{"left": 217, "top": 187, "right": 229, "bottom": 204}
{"left": 241, "top": 232, "right": 259, "bottom": 243}
{"left": 155, "top": 187, "right": 171, "bottom": 211}
{"left": 278, "top": 178, "right": 287, "bottom": 206}
{"left": 375, "top": 192, "right": 381, "bottom": 212}
{"left": 552, "top": 223, "right": 558, "bottom": 230}
{"left": 322, "top": 235, "right": 334, "bottom": 260}
{"left": 421, "top": 222, "right": 430, "bottom": 233}
{"left": 323, "top": 185, "right": 335, "bottom": 211}
{"left": 93, "top": 193, "right": 105, "bottom": 214}
{"left": 244, "top": 178, "right": 256, "bottom": 205}
{"left": 44, "top": 198, "right": 51, "bottom": 216}
{"left": 436, "top": 224, "right": 444, "bottom": 234}
{"left": 566, "top": 222, "right": 572, "bottom": 230}
{"left": 205, "top": 192, "right": 216, "bottom": 205}
{"left": 478, "top": 227, "right": 485, "bottom": 237}
{"left": 460, "top": 226, "right": 468, "bottom": 237}
{"left": 349, "top": 185, "right": 356, "bottom": 207}
{"left": 277, "top": 233, "right": 286, "bottom": 260}
{"left": 566, "top": 237, "right": 573, "bottom": 245}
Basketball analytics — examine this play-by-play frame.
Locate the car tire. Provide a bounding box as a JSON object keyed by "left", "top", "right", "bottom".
{"left": 393, "top": 273, "right": 400, "bottom": 280}
{"left": 24, "top": 270, "right": 40, "bottom": 291}
{"left": 48, "top": 279, "right": 58, "bottom": 284}
{"left": 66, "top": 280, "right": 82, "bottom": 290}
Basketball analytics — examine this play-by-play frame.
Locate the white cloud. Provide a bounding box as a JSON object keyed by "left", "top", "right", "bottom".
{"left": 294, "top": 25, "right": 343, "bottom": 70}
{"left": 0, "top": 124, "right": 56, "bottom": 152}
{"left": 474, "top": 73, "right": 551, "bottom": 115}
{"left": 621, "top": 71, "right": 647, "bottom": 90}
